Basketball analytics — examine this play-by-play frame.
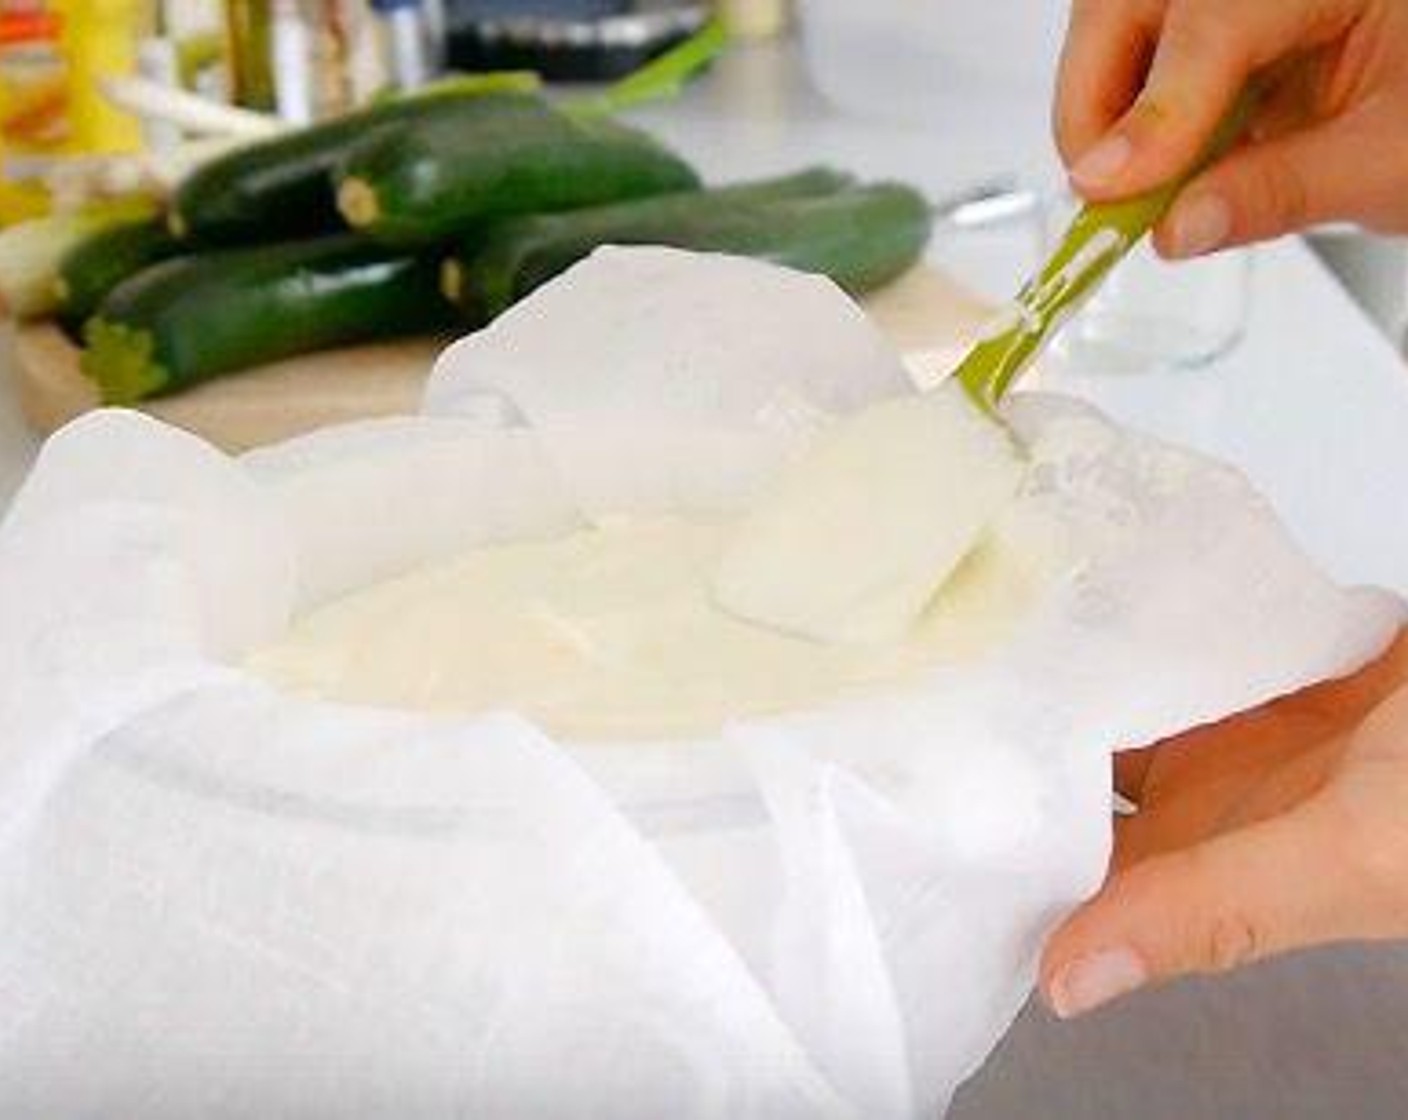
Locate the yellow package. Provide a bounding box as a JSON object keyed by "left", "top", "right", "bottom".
{"left": 0, "top": 0, "right": 144, "bottom": 225}
{"left": 0, "top": 6, "right": 68, "bottom": 222}
{"left": 58, "top": 0, "right": 145, "bottom": 153}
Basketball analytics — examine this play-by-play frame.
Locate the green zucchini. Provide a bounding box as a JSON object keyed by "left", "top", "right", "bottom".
{"left": 82, "top": 235, "right": 456, "bottom": 405}
{"left": 336, "top": 98, "right": 700, "bottom": 247}
{"left": 444, "top": 177, "right": 931, "bottom": 320}
{"left": 441, "top": 167, "right": 855, "bottom": 315}
{"left": 55, "top": 216, "right": 183, "bottom": 339}
{"left": 170, "top": 73, "right": 542, "bottom": 245}
{"left": 0, "top": 200, "right": 156, "bottom": 320}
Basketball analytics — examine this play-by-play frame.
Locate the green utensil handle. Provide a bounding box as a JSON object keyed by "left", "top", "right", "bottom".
{"left": 957, "top": 95, "right": 1255, "bottom": 411}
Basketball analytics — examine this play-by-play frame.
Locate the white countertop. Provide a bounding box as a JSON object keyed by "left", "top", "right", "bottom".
{"left": 2, "top": 24, "right": 1407, "bottom": 1118}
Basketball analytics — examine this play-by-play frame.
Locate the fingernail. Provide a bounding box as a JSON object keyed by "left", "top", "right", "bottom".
{"left": 1070, "top": 135, "right": 1133, "bottom": 188}
{"left": 1048, "top": 948, "right": 1147, "bottom": 1019}
{"left": 1165, "top": 193, "right": 1232, "bottom": 258}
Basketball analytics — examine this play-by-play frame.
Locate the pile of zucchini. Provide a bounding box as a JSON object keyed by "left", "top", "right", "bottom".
{"left": 38, "top": 80, "right": 933, "bottom": 406}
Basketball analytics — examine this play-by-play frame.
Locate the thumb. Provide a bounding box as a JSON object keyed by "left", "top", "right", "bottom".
{"left": 1154, "top": 122, "right": 1375, "bottom": 258}
{"left": 1039, "top": 800, "right": 1377, "bottom": 1019}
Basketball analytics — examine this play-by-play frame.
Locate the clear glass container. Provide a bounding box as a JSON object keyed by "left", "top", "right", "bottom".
{"left": 1045, "top": 193, "right": 1254, "bottom": 374}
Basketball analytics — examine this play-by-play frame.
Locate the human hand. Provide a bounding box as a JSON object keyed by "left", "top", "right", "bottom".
{"left": 1040, "top": 631, "right": 1408, "bottom": 1018}
{"left": 1055, "top": 0, "right": 1408, "bottom": 257}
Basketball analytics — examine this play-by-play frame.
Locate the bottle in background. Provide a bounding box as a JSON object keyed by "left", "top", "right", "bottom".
{"left": 0, "top": 4, "right": 67, "bottom": 221}
{"left": 370, "top": 0, "right": 435, "bottom": 91}
{"left": 718, "top": 0, "right": 789, "bottom": 40}
{"left": 59, "top": 0, "right": 147, "bottom": 151}
{"left": 158, "top": 0, "right": 227, "bottom": 102}
{"left": 225, "top": 0, "right": 275, "bottom": 109}
{"left": 0, "top": 0, "right": 146, "bottom": 224}
{"left": 231, "top": 0, "right": 387, "bottom": 123}
{"left": 269, "top": 0, "right": 314, "bottom": 122}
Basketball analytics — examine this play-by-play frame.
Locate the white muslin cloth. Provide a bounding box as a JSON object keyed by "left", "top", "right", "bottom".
{"left": 0, "top": 248, "right": 1399, "bottom": 1118}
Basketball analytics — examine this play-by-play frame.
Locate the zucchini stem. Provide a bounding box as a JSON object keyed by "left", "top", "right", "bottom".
{"left": 337, "top": 178, "right": 381, "bottom": 228}
{"left": 81, "top": 318, "right": 170, "bottom": 405}
{"left": 440, "top": 258, "right": 465, "bottom": 304}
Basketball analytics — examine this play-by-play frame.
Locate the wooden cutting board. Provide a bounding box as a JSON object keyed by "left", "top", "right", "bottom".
{"left": 9, "top": 265, "right": 991, "bottom": 453}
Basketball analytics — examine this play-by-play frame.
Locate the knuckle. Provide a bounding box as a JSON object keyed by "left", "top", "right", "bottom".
{"left": 1162, "top": 3, "right": 1245, "bottom": 67}
{"left": 1201, "top": 911, "right": 1265, "bottom": 973}
{"left": 1181, "top": 846, "right": 1265, "bottom": 974}
{"left": 1240, "top": 147, "right": 1312, "bottom": 233}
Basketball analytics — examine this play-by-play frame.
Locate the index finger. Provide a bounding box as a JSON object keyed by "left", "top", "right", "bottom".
{"left": 1054, "top": 0, "right": 1163, "bottom": 166}
{"left": 1070, "top": 0, "right": 1366, "bottom": 199}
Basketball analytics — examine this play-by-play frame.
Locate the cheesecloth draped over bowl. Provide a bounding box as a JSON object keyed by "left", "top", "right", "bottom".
{"left": 0, "top": 248, "right": 1399, "bottom": 1118}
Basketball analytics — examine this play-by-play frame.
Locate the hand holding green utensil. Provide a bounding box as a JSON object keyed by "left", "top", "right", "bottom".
{"left": 957, "top": 94, "right": 1255, "bottom": 411}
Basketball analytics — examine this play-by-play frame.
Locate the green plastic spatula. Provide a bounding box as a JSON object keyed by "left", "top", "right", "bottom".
{"left": 716, "top": 102, "right": 1253, "bottom": 646}
{"left": 957, "top": 99, "right": 1254, "bottom": 410}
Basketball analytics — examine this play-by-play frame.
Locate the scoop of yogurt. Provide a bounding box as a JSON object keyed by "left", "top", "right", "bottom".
{"left": 714, "top": 381, "right": 1026, "bottom": 644}
{"left": 249, "top": 512, "right": 1038, "bottom": 739}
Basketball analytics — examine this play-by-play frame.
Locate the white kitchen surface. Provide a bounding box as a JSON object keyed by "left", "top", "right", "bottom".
{"left": 1, "top": 13, "right": 1407, "bottom": 1118}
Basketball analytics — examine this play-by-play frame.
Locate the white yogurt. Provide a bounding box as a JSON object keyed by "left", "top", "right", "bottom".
{"left": 249, "top": 511, "right": 1046, "bottom": 740}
